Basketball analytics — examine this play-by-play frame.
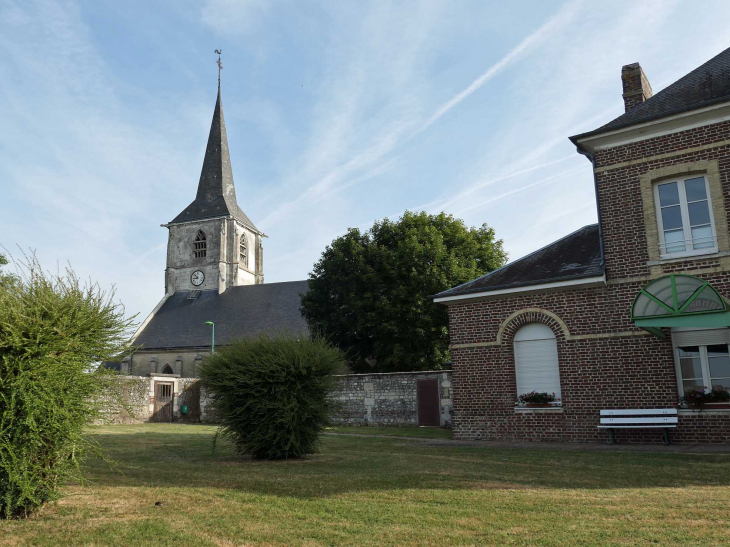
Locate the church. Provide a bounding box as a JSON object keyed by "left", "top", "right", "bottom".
{"left": 121, "top": 83, "right": 308, "bottom": 378}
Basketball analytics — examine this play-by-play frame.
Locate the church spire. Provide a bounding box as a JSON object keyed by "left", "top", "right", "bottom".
{"left": 194, "top": 82, "right": 237, "bottom": 206}
{"left": 169, "top": 53, "right": 258, "bottom": 231}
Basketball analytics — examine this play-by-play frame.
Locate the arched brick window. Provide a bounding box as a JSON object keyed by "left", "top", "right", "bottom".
{"left": 193, "top": 230, "right": 207, "bottom": 258}
{"left": 514, "top": 323, "right": 561, "bottom": 401}
{"left": 161, "top": 364, "right": 173, "bottom": 374}
{"left": 239, "top": 233, "right": 248, "bottom": 268}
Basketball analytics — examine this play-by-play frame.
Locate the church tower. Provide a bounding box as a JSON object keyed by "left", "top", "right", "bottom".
{"left": 163, "top": 83, "right": 264, "bottom": 294}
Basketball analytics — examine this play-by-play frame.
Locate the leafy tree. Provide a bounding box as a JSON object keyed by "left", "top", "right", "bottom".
{"left": 301, "top": 211, "right": 507, "bottom": 373}
{"left": 0, "top": 254, "right": 134, "bottom": 518}
{"left": 200, "top": 334, "right": 343, "bottom": 460}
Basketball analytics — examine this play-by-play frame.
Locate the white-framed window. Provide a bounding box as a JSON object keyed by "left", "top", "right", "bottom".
{"left": 672, "top": 328, "right": 730, "bottom": 395}
{"left": 514, "top": 323, "right": 561, "bottom": 403}
{"left": 654, "top": 175, "right": 717, "bottom": 259}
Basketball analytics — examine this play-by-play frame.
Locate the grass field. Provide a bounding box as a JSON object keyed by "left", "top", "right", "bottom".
{"left": 3, "top": 424, "right": 730, "bottom": 546}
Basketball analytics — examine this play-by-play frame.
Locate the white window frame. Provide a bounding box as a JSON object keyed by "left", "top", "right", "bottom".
{"left": 654, "top": 175, "right": 718, "bottom": 260}
{"left": 671, "top": 328, "right": 730, "bottom": 396}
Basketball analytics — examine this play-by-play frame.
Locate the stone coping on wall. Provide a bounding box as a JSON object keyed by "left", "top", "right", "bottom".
{"left": 334, "top": 370, "right": 451, "bottom": 378}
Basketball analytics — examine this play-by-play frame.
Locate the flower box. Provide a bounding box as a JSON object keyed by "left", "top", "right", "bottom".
{"left": 685, "top": 402, "right": 730, "bottom": 410}
{"left": 680, "top": 388, "right": 730, "bottom": 409}
{"left": 516, "top": 391, "right": 559, "bottom": 407}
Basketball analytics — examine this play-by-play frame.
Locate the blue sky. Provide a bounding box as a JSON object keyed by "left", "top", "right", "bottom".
{"left": 3, "top": 0, "right": 730, "bottom": 322}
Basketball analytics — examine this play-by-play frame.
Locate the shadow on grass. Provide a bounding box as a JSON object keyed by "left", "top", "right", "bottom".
{"left": 83, "top": 426, "right": 730, "bottom": 499}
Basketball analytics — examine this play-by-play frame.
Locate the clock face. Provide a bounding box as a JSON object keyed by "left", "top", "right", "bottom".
{"left": 191, "top": 270, "right": 205, "bottom": 286}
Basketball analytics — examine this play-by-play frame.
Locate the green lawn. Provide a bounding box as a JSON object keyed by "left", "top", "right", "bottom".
{"left": 3, "top": 424, "right": 730, "bottom": 546}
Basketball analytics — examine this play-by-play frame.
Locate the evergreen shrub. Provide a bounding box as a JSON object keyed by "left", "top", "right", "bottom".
{"left": 200, "top": 334, "right": 344, "bottom": 460}
{"left": 0, "top": 255, "right": 133, "bottom": 518}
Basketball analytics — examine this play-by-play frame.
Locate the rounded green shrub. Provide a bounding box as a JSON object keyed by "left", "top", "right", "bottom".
{"left": 0, "top": 255, "right": 133, "bottom": 518}
{"left": 200, "top": 334, "right": 344, "bottom": 460}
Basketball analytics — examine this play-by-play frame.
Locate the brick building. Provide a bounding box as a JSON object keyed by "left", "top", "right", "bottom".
{"left": 434, "top": 48, "right": 730, "bottom": 443}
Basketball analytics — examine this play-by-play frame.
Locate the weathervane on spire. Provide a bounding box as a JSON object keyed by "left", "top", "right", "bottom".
{"left": 215, "top": 49, "right": 223, "bottom": 85}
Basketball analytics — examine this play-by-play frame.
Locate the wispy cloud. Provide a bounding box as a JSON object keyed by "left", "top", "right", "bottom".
{"left": 430, "top": 154, "right": 579, "bottom": 214}
{"left": 257, "top": 0, "right": 582, "bottom": 231}
{"left": 453, "top": 165, "right": 584, "bottom": 216}
{"left": 418, "top": 0, "right": 584, "bottom": 133}
{"left": 201, "top": 0, "right": 271, "bottom": 37}
{"left": 5, "top": 0, "right": 730, "bottom": 321}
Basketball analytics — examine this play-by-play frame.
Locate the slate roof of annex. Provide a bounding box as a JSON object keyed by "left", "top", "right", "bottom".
{"left": 433, "top": 224, "right": 603, "bottom": 299}
{"left": 572, "top": 46, "right": 730, "bottom": 141}
{"left": 134, "top": 280, "right": 309, "bottom": 350}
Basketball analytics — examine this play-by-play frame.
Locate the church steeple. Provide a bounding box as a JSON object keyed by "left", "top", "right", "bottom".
{"left": 163, "top": 55, "right": 264, "bottom": 295}
{"left": 169, "top": 82, "right": 258, "bottom": 232}
{"left": 194, "top": 84, "right": 237, "bottom": 207}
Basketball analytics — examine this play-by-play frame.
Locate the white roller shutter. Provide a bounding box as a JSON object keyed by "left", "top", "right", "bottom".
{"left": 671, "top": 328, "right": 730, "bottom": 347}
{"left": 514, "top": 324, "right": 561, "bottom": 399}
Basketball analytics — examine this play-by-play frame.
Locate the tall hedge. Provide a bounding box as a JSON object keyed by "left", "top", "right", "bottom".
{"left": 200, "top": 334, "right": 344, "bottom": 460}
{"left": 0, "top": 255, "right": 133, "bottom": 518}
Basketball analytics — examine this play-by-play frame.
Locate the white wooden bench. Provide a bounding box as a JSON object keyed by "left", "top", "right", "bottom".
{"left": 598, "top": 409, "right": 678, "bottom": 445}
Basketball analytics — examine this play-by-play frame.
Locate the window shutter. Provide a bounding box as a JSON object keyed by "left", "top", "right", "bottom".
{"left": 514, "top": 333, "right": 561, "bottom": 399}
{"left": 671, "top": 328, "right": 730, "bottom": 347}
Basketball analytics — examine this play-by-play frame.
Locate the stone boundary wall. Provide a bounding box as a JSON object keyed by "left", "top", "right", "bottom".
{"left": 331, "top": 371, "right": 453, "bottom": 427}
{"left": 101, "top": 371, "right": 453, "bottom": 428}
{"left": 96, "top": 376, "right": 151, "bottom": 424}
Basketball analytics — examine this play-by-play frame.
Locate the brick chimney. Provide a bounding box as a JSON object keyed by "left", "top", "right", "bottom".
{"left": 621, "top": 63, "right": 653, "bottom": 112}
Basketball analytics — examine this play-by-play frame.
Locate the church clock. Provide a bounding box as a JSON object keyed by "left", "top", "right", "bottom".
{"left": 191, "top": 270, "right": 205, "bottom": 286}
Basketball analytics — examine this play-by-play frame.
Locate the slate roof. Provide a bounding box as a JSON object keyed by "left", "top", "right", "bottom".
{"left": 433, "top": 225, "right": 603, "bottom": 299}
{"left": 170, "top": 86, "right": 259, "bottom": 232}
{"left": 134, "top": 280, "right": 309, "bottom": 350}
{"left": 572, "top": 47, "right": 730, "bottom": 141}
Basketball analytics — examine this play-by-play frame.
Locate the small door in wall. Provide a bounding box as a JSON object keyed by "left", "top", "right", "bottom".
{"left": 153, "top": 381, "right": 174, "bottom": 423}
{"left": 417, "top": 378, "right": 440, "bottom": 426}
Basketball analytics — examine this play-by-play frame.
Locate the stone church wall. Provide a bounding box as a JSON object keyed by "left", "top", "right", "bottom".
{"left": 166, "top": 219, "right": 223, "bottom": 293}
{"left": 126, "top": 351, "right": 205, "bottom": 377}
{"left": 101, "top": 371, "right": 453, "bottom": 427}
{"left": 165, "top": 218, "right": 260, "bottom": 294}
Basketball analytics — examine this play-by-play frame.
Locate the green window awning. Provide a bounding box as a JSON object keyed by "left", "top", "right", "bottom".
{"left": 631, "top": 274, "right": 730, "bottom": 337}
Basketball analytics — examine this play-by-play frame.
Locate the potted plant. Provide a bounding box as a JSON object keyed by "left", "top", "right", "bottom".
{"left": 679, "top": 387, "right": 730, "bottom": 409}
{"left": 517, "top": 391, "right": 558, "bottom": 408}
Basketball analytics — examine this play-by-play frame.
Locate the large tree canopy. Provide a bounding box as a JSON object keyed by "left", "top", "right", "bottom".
{"left": 301, "top": 211, "right": 507, "bottom": 373}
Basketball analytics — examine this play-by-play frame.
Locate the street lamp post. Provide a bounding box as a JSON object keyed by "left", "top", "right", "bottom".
{"left": 205, "top": 321, "right": 215, "bottom": 354}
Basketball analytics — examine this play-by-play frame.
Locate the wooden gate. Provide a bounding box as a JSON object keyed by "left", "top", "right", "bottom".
{"left": 417, "top": 378, "right": 440, "bottom": 426}
{"left": 153, "top": 381, "right": 174, "bottom": 423}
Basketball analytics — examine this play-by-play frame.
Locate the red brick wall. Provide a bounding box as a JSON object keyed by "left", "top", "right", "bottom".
{"left": 446, "top": 117, "right": 730, "bottom": 443}
{"left": 595, "top": 122, "right": 730, "bottom": 280}
{"left": 448, "top": 288, "right": 730, "bottom": 443}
